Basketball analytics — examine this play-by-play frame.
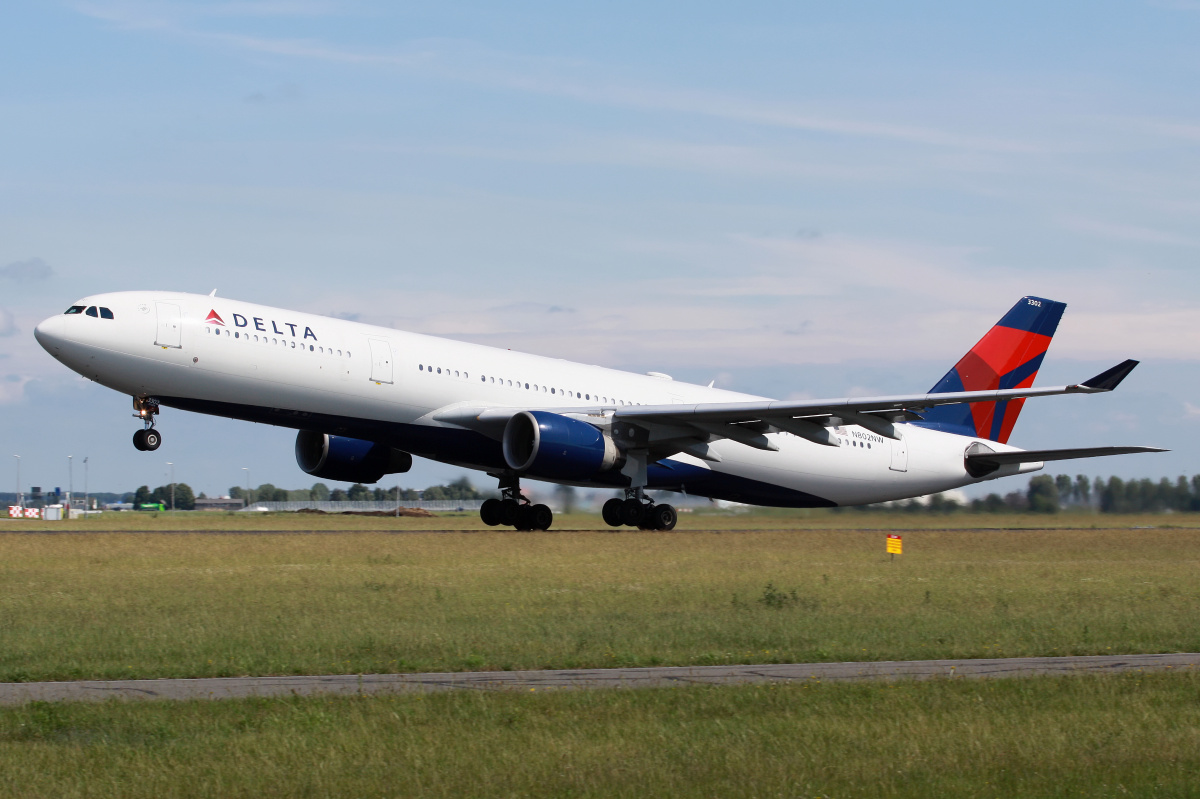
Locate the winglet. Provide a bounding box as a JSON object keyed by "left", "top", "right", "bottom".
{"left": 1080, "top": 359, "right": 1139, "bottom": 391}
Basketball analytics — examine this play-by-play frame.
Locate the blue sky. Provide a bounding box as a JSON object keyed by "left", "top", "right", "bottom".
{"left": 3, "top": 1, "right": 1199, "bottom": 498}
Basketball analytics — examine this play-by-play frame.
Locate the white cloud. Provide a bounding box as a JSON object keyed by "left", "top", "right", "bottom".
{"left": 0, "top": 308, "right": 16, "bottom": 337}
{"left": 0, "top": 258, "right": 54, "bottom": 281}
{"left": 0, "top": 374, "right": 33, "bottom": 404}
{"left": 1058, "top": 215, "right": 1200, "bottom": 248}
{"left": 71, "top": 5, "right": 1038, "bottom": 155}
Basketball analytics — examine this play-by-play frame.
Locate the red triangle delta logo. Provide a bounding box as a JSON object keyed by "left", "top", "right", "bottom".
{"left": 206, "top": 310, "right": 226, "bottom": 326}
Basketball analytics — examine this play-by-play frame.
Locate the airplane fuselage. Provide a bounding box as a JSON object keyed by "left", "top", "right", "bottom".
{"left": 34, "top": 290, "right": 1037, "bottom": 508}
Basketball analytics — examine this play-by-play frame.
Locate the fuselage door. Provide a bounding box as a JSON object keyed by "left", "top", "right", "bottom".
{"left": 155, "top": 303, "right": 182, "bottom": 348}
{"left": 889, "top": 436, "right": 909, "bottom": 472}
{"left": 368, "top": 338, "right": 393, "bottom": 384}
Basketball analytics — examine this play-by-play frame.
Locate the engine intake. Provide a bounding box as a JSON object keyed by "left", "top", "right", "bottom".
{"left": 295, "top": 431, "right": 413, "bottom": 484}
{"left": 502, "top": 411, "right": 621, "bottom": 481}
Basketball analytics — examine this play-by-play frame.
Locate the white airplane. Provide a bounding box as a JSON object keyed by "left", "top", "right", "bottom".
{"left": 34, "top": 292, "right": 1162, "bottom": 530}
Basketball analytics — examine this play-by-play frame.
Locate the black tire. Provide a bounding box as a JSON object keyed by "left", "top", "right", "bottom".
{"left": 620, "top": 498, "right": 644, "bottom": 526}
{"left": 650, "top": 503, "right": 678, "bottom": 531}
{"left": 132, "top": 430, "right": 147, "bottom": 451}
{"left": 498, "top": 499, "right": 519, "bottom": 527}
{"left": 514, "top": 504, "right": 535, "bottom": 531}
{"left": 142, "top": 429, "right": 162, "bottom": 451}
{"left": 601, "top": 498, "right": 624, "bottom": 527}
{"left": 531, "top": 504, "right": 553, "bottom": 531}
{"left": 480, "top": 498, "right": 502, "bottom": 526}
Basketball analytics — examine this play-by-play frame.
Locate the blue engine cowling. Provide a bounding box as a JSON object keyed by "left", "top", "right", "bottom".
{"left": 295, "top": 431, "right": 413, "bottom": 484}
{"left": 502, "top": 411, "right": 621, "bottom": 481}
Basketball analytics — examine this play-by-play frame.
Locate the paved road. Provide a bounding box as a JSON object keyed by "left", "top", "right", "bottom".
{"left": 2, "top": 653, "right": 1197, "bottom": 705}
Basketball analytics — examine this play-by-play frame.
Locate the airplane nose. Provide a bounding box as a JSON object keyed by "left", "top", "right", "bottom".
{"left": 34, "top": 314, "right": 66, "bottom": 353}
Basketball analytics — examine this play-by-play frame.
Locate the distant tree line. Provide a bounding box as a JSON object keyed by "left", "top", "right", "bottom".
{"left": 131, "top": 484, "right": 196, "bottom": 510}
{"left": 228, "top": 476, "right": 487, "bottom": 504}
{"left": 846, "top": 474, "right": 1200, "bottom": 515}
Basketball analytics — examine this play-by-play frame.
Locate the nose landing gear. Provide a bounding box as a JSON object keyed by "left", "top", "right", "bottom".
{"left": 602, "top": 488, "right": 677, "bottom": 531}
{"left": 480, "top": 475, "right": 554, "bottom": 531}
{"left": 132, "top": 397, "right": 162, "bottom": 452}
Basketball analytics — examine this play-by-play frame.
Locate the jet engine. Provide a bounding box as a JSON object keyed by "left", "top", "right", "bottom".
{"left": 295, "top": 431, "right": 413, "bottom": 484}
{"left": 502, "top": 411, "right": 621, "bottom": 481}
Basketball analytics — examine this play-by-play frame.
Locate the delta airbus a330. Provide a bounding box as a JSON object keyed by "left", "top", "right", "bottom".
{"left": 35, "top": 293, "right": 1162, "bottom": 530}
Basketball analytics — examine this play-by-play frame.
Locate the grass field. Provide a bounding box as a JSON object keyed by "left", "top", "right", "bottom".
{"left": 1, "top": 513, "right": 1198, "bottom": 682}
{"left": 4, "top": 512, "right": 1199, "bottom": 797}
{"left": 3, "top": 673, "right": 1199, "bottom": 798}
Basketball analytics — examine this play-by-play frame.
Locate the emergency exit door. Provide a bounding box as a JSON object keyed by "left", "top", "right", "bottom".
{"left": 155, "top": 303, "right": 181, "bottom": 348}
{"left": 368, "top": 338, "right": 393, "bottom": 384}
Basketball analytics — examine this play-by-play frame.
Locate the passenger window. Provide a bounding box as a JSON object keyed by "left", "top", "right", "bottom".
{"left": 65, "top": 306, "right": 85, "bottom": 315}
{"left": 85, "top": 306, "right": 98, "bottom": 317}
{"left": 99, "top": 307, "right": 114, "bottom": 319}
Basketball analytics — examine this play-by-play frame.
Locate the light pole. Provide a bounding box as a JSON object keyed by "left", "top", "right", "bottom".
{"left": 84, "top": 457, "right": 89, "bottom": 513}
{"left": 167, "top": 462, "right": 175, "bottom": 513}
{"left": 13, "top": 455, "right": 20, "bottom": 508}
{"left": 68, "top": 455, "right": 73, "bottom": 514}
{"left": 242, "top": 467, "right": 250, "bottom": 508}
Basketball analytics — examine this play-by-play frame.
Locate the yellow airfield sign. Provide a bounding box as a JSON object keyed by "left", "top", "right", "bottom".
{"left": 886, "top": 534, "right": 903, "bottom": 555}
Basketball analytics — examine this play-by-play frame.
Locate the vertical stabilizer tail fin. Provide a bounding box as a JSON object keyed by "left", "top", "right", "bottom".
{"left": 915, "top": 296, "right": 1067, "bottom": 443}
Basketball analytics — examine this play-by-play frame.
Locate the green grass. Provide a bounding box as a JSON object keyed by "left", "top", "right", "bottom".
{"left": 2, "top": 673, "right": 1199, "bottom": 798}
{"left": 2, "top": 522, "right": 1199, "bottom": 681}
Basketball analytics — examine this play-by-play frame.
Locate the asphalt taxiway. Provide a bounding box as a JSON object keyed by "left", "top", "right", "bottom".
{"left": 2, "top": 653, "right": 1196, "bottom": 705}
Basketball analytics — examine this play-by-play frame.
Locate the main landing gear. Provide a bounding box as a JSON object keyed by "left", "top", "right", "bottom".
{"left": 131, "top": 397, "right": 162, "bottom": 452}
{"left": 479, "top": 476, "right": 554, "bottom": 531}
{"left": 602, "top": 488, "right": 677, "bottom": 531}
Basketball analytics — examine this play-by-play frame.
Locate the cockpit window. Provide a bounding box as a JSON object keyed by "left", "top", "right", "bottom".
{"left": 65, "top": 306, "right": 85, "bottom": 315}
{"left": 99, "top": 307, "right": 114, "bottom": 319}
{"left": 85, "top": 306, "right": 99, "bottom": 318}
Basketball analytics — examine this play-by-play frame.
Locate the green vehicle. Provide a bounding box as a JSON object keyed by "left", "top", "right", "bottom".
{"left": 137, "top": 502, "right": 166, "bottom": 512}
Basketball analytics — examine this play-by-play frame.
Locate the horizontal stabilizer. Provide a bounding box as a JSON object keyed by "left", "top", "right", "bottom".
{"left": 1080, "top": 359, "right": 1139, "bottom": 391}
{"left": 965, "top": 445, "right": 1167, "bottom": 477}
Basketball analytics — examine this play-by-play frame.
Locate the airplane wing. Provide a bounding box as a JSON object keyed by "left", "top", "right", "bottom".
{"left": 599, "top": 359, "right": 1144, "bottom": 456}
{"left": 433, "top": 360, "right": 1151, "bottom": 464}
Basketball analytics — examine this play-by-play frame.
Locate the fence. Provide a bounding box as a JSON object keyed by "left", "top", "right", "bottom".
{"left": 239, "top": 500, "right": 485, "bottom": 513}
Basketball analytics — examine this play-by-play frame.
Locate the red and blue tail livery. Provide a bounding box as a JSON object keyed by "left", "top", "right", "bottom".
{"left": 916, "top": 296, "right": 1066, "bottom": 443}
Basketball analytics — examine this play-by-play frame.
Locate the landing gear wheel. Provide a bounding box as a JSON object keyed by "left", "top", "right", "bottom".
{"left": 498, "top": 499, "right": 520, "bottom": 527}
{"left": 132, "top": 430, "right": 147, "bottom": 451}
{"left": 530, "top": 504, "right": 553, "bottom": 531}
{"left": 601, "top": 498, "right": 624, "bottom": 527}
{"left": 480, "top": 498, "right": 503, "bottom": 526}
{"left": 648, "top": 503, "right": 677, "bottom": 531}
{"left": 514, "top": 504, "right": 535, "bottom": 531}
{"left": 142, "top": 429, "right": 162, "bottom": 451}
{"left": 620, "top": 498, "right": 644, "bottom": 527}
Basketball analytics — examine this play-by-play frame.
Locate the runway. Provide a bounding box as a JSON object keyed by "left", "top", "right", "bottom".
{"left": 2, "top": 653, "right": 1197, "bottom": 705}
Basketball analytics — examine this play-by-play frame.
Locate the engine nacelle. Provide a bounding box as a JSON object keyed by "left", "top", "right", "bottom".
{"left": 502, "top": 411, "right": 621, "bottom": 481}
{"left": 295, "top": 431, "right": 413, "bottom": 484}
